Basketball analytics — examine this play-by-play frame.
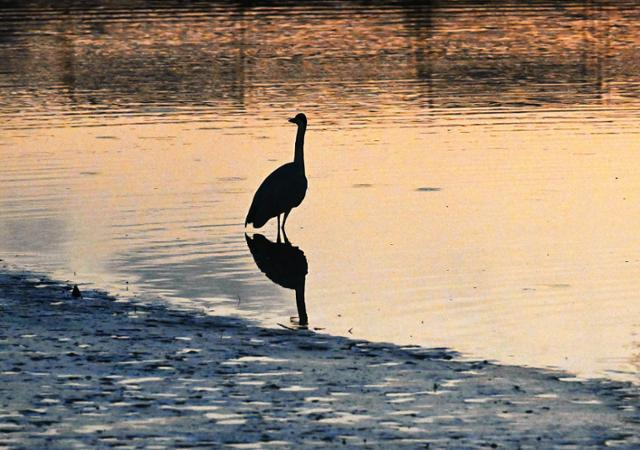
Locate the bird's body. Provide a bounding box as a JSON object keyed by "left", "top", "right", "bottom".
{"left": 245, "top": 113, "right": 308, "bottom": 234}
{"left": 245, "top": 162, "right": 307, "bottom": 228}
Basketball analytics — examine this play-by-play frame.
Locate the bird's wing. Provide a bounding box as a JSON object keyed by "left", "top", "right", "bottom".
{"left": 245, "top": 164, "right": 294, "bottom": 226}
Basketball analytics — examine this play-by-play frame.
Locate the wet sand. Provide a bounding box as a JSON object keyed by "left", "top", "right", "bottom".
{"left": 1, "top": 269, "right": 640, "bottom": 448}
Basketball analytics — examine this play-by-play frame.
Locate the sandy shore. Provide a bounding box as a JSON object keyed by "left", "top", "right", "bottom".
{"left": 1, "top": 270, "right": 640, "bottom": 448}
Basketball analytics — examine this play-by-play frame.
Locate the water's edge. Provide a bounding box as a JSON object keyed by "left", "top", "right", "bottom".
{"left": 1, "top": 265, "right": 639, "bottom": 447}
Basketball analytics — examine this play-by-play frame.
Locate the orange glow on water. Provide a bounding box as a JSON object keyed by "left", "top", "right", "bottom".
{"left": 1, "top": 1, "right": 640, "bottom": 381}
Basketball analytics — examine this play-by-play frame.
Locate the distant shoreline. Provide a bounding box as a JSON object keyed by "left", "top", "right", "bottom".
{"left": 1, "top": 268, "right": 639, "bottom": 448}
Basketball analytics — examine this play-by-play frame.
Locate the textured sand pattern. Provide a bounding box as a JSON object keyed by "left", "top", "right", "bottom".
{"left": 1, "top": 271, "right": 639, "bottom": 448}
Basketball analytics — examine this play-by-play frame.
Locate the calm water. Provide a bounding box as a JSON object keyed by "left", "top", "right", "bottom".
{"left": 1, "top": 0, "right": 640, "bottom": 382}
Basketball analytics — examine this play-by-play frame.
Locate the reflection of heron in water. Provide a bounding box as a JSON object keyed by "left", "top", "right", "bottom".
{"left": 245, "top": 233, "right": 308, "bottom": 327}
{"left": 245, "top": 113, "right": 308, "bottom": 240}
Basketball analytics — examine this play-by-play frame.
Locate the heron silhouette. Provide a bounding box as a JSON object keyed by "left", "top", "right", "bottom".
{"left": 245, "top": 113, "right": 308, "bottom": 239}
{"left": 245, "top": 233, "right": 308, "bottom": 327}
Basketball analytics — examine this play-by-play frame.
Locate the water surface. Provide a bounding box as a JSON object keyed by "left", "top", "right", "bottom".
{"left": 1, "top": 0, "right": 640, "bottom": 381}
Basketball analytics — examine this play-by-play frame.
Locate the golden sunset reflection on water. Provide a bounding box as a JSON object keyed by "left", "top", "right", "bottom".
{"left": 1, "top": 1, "right": 640, "bottom": 381}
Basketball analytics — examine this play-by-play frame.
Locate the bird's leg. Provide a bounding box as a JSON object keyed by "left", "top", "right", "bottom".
{"left": 282, "top": 210, "right": 291, "bottom": 231}
{"left": 276, "top": 214, "right": 282, "bottom": 243}
{"left": 282, "top": 210, "right": 291, "bottom": 244}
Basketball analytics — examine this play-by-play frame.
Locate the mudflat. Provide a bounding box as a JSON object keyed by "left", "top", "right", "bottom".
{"left": 1, "top": 270, "right": 639, "bottom": 448}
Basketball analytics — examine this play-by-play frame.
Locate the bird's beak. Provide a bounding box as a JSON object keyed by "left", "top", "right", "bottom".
{"left": 288, "top": 117, "right": 296, "bottom": 124}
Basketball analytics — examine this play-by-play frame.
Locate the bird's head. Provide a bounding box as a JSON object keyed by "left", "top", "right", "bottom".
{"left": 288, "top": 113, "right": 307, "bottom": 127}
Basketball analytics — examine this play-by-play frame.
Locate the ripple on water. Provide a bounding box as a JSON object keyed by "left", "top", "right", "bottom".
{"left": 1, "top": 1, "right": 640, "bottom": 384}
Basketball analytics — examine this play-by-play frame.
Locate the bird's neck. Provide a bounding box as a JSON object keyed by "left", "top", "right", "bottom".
{"left": 293, "top": 124, "right": 306, "bottom": 172}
